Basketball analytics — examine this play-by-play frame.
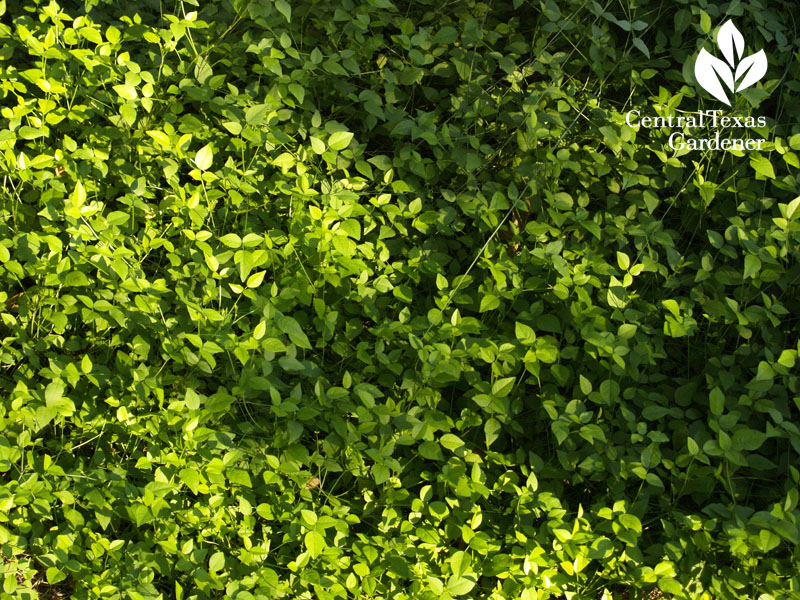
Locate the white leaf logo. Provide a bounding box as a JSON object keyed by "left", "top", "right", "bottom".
{"left": 694, "top": 20, "right": 767, "bottom": 105}
{"left": 717, "top": 20, "right": 744, "bottom": 66}
{"left": 695, "top": 49, "right": 735, "bottom": 105}
{"left": 735, "top": 49, "right": 768, "bottom": 92}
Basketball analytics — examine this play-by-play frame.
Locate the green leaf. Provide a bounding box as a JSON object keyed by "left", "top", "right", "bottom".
{"left": 659, "top": 578, "right": 683, "bottom": 596}
{"left": 275, "top": 0, "right": 291, "bottom": 22}
{"left": 581, "top": 220, "right": 602, "bottom": 239}
{"left": 662, "top": 299, "right": 680, "bottom": 318}
{"left": 45, "top": 380, "right": 64, "bottom": 405}
{"left": 732, "top": 428, "right": 766, "bottom": 451}
{"left": 535, "top": 336, "right": 559, "bottom": 363}
{"left": 543, "top": 0, "right": 561, "bottom": 21}
{"left": 368, "top": 155, "right": 393, "bottom": 170}
{"left": 301, "top": 510, "right": 318, "bottom": 527}
{"left": 355, "top": 160, "right": 373, "bottom": 178}
{"left": 515, "top": 322, "right": 536, "bottom": 344}
{"left": 18, "top": 126, "right": 45, "bottom": 140}
{"left": 185, "top": 388, "right": 201, "bottom": 410}
{"left": 206, "top": 393, "right": 235, "bottom": 413}
{"left": 179, "top": 468, "right": 202, "bottom": 493}
{"left": 674, "top": 9, "right": 691, "bottom": 33}
{"left": 419, "top": 440, "right": 444, "bottom": 461}
{"left": 208, "top": 551, "right": 225, "bottom": 573}
{"left": 277, "top": 316, "right": 312, "bottom": 349}
{"left": 750, "top": 154, "right": 775, "bottom": 179}
{"left": 223, "top": 121, "right": 242, "bottom": 135}
{"left": 709, "top": 387, "right": 725, "bottom": 416}
{"left": 393, "top": 284, "right": 413, "bottom": 303}
{"left": 449, "top": 551, "right": 471, "bottom": 578}
{"left": 484, "top": 418, "right": 501, "bottom": 447}
{"left": 372, "top": 463, "right": 390, "bottom": 484}
{"left": 272, "top": 152, "right": 295, "bottom": 169}
{"left": 46, "top": 567, "right": 67, "bottom": 584}
{"left": 446, "top": 574, "right": 477, "bottom": 596}
{"left": 80, "top": 26, "right": 103, "bottom": 45}
{"left": 64, "top": 271, "right": 89, "bottom": 286}
{"left": 120, "top": 104, "right": 137, "bottom": 127}
{"left": 744, "top": 254, "right": 761, "bottom": 279}
{"left": 71, "top": 181, "right": 86, "bottom": 208}
{"left": 618, "top": 513, "right": 641, "bottom": 533}
{"left": 105, "top": 25, "right": 121, "bottom": 44}
{"left": 309, "top": 136, "right": 326, "bottom": 154}
{"left": 288, "top": 83, "right": 305, "bottom": 104}
{"left": 147, "top": 130, "right": 171, "bottom": 149}
{"left": 246, "top": 104, "right": 269, "bottom": 125}
{"left": 262, "top": 338, "right": 285, "bottom": 353}
{"left": 641, "top": 443, "right": 661, "bottom": 468}
{"left": 699, "top": 10, "right": 711, "bottom": 33}
{"left": 16, "top": 152, "right": 30, "bottom": 170}
{"left": 218, "top": 233, "right": 242, "bottom": 248}
{"left": 642, "top": 404, "right": 670, "bottom": 421}
{"left": 305, "top": 531, "right": 325, "bottom": 558}
{"left": 328, "top": 131, "right": 354, "bottom": 151}
{"left": 433, "top": 26, "right": 459, "bottom": 44}
{"left": 246, "top": 271, "right": 266, "bottom": 288}
{"left": 785, "top": 196, "right": 800, "bottom": 220}
{"left": 643, "top": 190, "right": 659, "bottom": 213}
{"left": 492, "top": 377, "right": 515, "bottom": 398}
{"left": 113, "top": 84, "right": 137, "bottom": 100}
{"left": 194, "top": 144, "right": 213, "bottom": 171}
{"left": 778, "top": 350, "right": 797, "bottom": 368}
{"left": 228, "top": 468, "right": 252, "bottom": 488}
{"left": 479, "top": 294, "right": 500, "bottom": 311}
{"left": 606, "top": 283, "right": 628, "bottom": 309}
{"left": 632, "top": 37, "right": 649, "bottom": 58}
{"left": 194, "top": 56, "right": 213, "bottom": 84}
{"left": 440, "top": 433, "right": 464, "bottom": 451}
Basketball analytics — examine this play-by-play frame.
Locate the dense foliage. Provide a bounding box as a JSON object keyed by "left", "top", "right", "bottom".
{"left": 1, "top": 0, "right": 799, "bottom": 598}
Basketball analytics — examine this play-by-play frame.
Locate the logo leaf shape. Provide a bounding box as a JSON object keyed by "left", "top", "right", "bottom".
{"left": 717, "top": 20, "right": 744, "bottom": 66}
{"left": 735, "top": 49, "right": 768, "bottom": 92}
{"left": 695, "top": 48, "right": 735, "bottom": 105}
{"left": 694, "top": 20, "right": 767, "bottom": 104}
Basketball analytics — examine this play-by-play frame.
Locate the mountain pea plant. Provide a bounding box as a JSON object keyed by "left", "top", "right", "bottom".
{"left": 0, "top": 0, "right": 799, "bottom": 599}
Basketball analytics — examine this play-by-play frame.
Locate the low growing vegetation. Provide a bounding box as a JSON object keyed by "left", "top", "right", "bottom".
{"left": 0, "top": 0, "right": 799, "bottom": 598}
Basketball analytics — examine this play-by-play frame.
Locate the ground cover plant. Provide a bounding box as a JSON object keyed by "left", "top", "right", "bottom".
{"left": 1, "top": 0, "right": 799, "bottom": 598}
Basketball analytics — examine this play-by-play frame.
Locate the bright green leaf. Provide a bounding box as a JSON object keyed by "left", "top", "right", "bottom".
{"left": 328, "top": 131, "right": 354, "bottom": 151}
{"left": 194, "top": 144, "right": 213, "bottom": 171}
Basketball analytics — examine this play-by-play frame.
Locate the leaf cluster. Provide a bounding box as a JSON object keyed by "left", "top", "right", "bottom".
{"left": 0, "top": 0, "right": 799, "bottom": 599}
